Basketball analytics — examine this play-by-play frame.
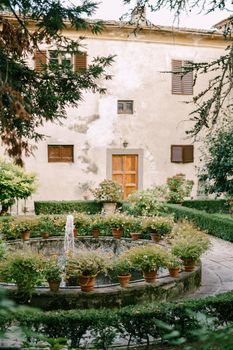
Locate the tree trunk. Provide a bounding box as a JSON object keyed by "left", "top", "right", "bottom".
{"left": 0, "top": 204, "right": 9, "bottom": 216}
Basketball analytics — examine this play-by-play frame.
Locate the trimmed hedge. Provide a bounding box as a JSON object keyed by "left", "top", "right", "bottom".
{"left": 182, "top": 199, "right": 230, "bottom": 213}
{"left": 2, "top": 290, "right": 233, "bottom": 349}
{"left": 34, "top": 200, "right": 103, "bottom": 215}
{"left": 166, "top": 204, "right": 233, "bottom": 242}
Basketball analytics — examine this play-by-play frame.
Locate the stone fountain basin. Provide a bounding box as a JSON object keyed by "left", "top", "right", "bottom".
{"left": 4, "top": 237, "right": 201, "bottom": 310}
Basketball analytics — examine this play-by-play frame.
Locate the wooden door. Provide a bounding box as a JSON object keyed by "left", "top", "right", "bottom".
{"left": 112, "top": 154, "right": 138, "bottom": 199}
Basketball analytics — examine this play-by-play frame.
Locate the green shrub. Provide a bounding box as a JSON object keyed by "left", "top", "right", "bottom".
{"left": 182, "top": 199, "right": 230, "bottom": 213}
{"left": 166, "top": 204, "right": 233, "bottom": 242}
{"left": 34, "top": 200, "right": 103, "bottom": 215}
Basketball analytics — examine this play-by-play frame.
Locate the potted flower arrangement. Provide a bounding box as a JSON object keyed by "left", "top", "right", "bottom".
{"left": 66, "top": 248, "right": 112, "bottom": 292}
{"left": 166, "top": 173, "right": 194, "bottom": 204}
{"left": 125, "top": 244, "right": 168, "bottom": 283}
{"left": 123, "top": 216, "right": 142, "bottom": 241}
{"left": 0, "top": 248, "right": 45, "bottom": 301}
{"left": 104, "top": 213, "right": 127, "bottom": 239}
{"left": 73, "top": 212, "right": 90, "bottom": 237}
{"left": 141, "top": 216, "right": 173, "bottom": 242}
{"left": 165, "top": 252, "right": 181, "bottom": 277}
{"left": 91, "top": 179, "right": 123, "bottom": 214}
{"left": 90, "top": 214, "right": 102, "bottom": 238}
{"left": 171, "top": 221, "right": 210, "bottom": 271}
{"left": 112, "top": 255, "right": 132, "bottom": 288}
{"left": 37, "top": 217, "right": 55, "bottom": 239}
{"left": 44, "top": 256, "right": 62, "bottom": 292}
{"left": 14, "top": 218, "right": 39, "bottom": 241}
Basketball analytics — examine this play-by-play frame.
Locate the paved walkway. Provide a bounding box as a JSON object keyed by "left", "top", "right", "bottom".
{"left": 185, "top": 236, "right": 233, "bottom": 299}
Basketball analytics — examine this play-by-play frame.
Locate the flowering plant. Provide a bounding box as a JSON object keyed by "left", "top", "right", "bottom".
{"left": 66, "top": 248, "right": 112, "bottom": 277}
{"left": 112, "top": 255, "right": 132, "bottom": 276}
{"left": 141, "top": 216, "right": 173, "bottom": 236}
{"left": 103, "top": 213, "right": 128, "bottom": 229}
{"left": 91, "top": 180, "right": 123, "bottom": 202}
{"left": 124, "top": 244, "right": 168, "bottom": 272}
{"left": 165, "top": 252, "right": 181, "bottom": 268}
{"left": 166, "top": 173, "right": 194, "bottom": 203}
{"left": 44, "top": 256, "right": 62, "bottom": 282}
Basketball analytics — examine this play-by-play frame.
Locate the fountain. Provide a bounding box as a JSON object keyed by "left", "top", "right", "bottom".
{"left": 64, "top": 214, "right": 75, "bottom": 255}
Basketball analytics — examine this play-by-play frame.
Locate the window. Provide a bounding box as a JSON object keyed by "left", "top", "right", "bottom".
{"left": 117, "top": 100, "right": 134, "bottom": 114}
{"left": 48, "top": 145, "right": 74, "bottom": 163}
{"left": 171, "top": 145, "right": 194, "bottom": 163}
{"left": 171, "top": 60, "right": 193, "bottom": 95}
{"left": 34, "top": 50, "right": 87, "bottom": 72}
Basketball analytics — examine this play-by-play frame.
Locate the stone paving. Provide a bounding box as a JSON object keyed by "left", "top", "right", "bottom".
{"left": 184, "top": 235, "right": 233, "bottom": 299}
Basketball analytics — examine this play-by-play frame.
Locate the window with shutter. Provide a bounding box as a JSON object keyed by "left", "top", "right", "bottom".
{"left": 171, "top": 145, "right": 194, "bottom": 163}
{"left": 34, "top": 50, "right": 47, "bottom": 72}
{"left": 117, "top": 100, "right": 134, "bottom": 114}
{"left": 172, "top": 60, "right": 193, "bottom": 95}
{"left": 75, "top": 52, "right": 87, "bottom": 73}
{"left": 48, "top": 145, "right": 74, "bottom": 163}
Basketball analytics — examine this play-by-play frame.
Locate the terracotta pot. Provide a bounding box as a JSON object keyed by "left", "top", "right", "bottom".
{"left": 130, "top": 232, "right": 141, "bottom": 241}
{"left": 118, "top": 274, "right": 131, "bottom": 288}
{"left": 41, "top": 231, "right": 50, "bottom": 239}
{"left": 112, "top": 228, "right": 123, "bottom": 239}
{"left": 182, "top": 258, "right": 196, "bottom": 272}
{"left": 143, "top": 270, "right": 157, "bottom": 283}
{"left": 48, "top": 280, "right": 61, "bottom": 292}
{"left": 168, "top": 267, "right": 180, "bottom": 278}
{"left": 92, "top": 229, "right": 100, "bottom": 238}
{"left": 73, "top": 228, "right": 78, "bottom": 237}
{"left": 22, "top": 230, "right": 30, "bottom": 241}
{"left": 150, "top": 232, "right": 161, "bottom": 242}
{"left": 102, "top": 202, "right": 117, "bottom": 215}
{"left": 79, "top": 275, "right": 96, "bottom": 292}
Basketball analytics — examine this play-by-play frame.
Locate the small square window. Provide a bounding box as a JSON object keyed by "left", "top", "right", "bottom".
{"left": 48, "top": 145, "right": 74, "bottom": 163}
{"left": 117, "top": 100, "right": 133, "bottom": 114}
{"left": 171, "top": 145, "right": 194, "bottom": 163}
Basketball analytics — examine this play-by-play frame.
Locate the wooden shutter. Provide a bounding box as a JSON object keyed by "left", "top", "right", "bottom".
{"left": 171, "top": 145, "right": 183, "bottom": 162}
{"left": 172, "top": 60, "right": 182, "bottom": 95}
{"left": 48, "top": 145, "right": 73, "bottom": 162}
{"left": 75, "top": 52, "right": 87, "bottom": 72}
{"left": 183, "top": 145, "right": 194, "bottom": 163}
{"left": 34, "top": 50, "right": 46, "bottom": 71}
{"left": 172, "top": 60, "right": 193, "bottom": 95}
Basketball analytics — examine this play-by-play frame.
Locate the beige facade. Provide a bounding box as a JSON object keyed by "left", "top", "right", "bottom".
{"left": 3, "top": 21, "right": 228, "bottom": 213}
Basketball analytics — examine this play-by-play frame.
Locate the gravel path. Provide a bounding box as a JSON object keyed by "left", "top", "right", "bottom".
{"left": 184, "top": 236, "right": 233, "bottom": 299}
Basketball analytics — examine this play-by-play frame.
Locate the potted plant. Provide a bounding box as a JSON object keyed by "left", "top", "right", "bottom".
{"left": 125, "top": 244, "right": 167, "bottom": 283}
{"left": 166, "top": 173, "right": 194, "bottom": 204}
{"left": 37, "top": 217, "right": 55, "bottom": 239}
{"left": 141, "top": 216, "right": 173, "bottom": 242}
{"left": 0, "top": 248, "right": 45, "bottom": 301}
{"left": 171, "top": 221, "right": 210, "bottom": 271}
{"left": 104, "top": 213, "right": 127, "bottom": 239}
{"left": 66, "top": 248, "right": 112, "bottom": 292}
{"left": 113, "top": 255, "right": 132, "bottom": 288}
{"left": 44, "top": 256, "right": 62, "bottom": 292}
{"left": 165, "top": 253, "right": 181, "bottom": 277}
{"left": 91, "top": 179, "right": 123, "bottom": 214}
{"left": 15, "top": 218, "right": 38, "bottom": 241}
{"left": 73, "top": 212, "right": 90, "bottom": 236}
{"left": 90, "top": 214, "right": 102, "bottom": 238}
{"left": 123, "top": 216, "right": 142, "bottom": 241}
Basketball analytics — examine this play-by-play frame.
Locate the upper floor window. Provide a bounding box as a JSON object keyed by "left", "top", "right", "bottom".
{"left": 117, "top": 100, "right": 134, "bottom": 114}
{"left": 34, "top": 50, "right": 87, "bottom": 73}
{"left": 48, "top": 145, "right": 74, "bottom": 163}
{"left": 171, "top": 60, "right": 193, "bottom": 95}
{"left": 171, "top": 145, "right": 194, "bottom": 163}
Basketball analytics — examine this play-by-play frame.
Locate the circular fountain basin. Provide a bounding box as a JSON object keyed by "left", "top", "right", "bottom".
{"left": 4, "top": 236, "right": 201, "bottom": 310}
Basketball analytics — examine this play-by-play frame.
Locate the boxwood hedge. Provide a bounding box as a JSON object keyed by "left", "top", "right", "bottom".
{"left": 182, "top": 199, "right": 230, "bottom": 213}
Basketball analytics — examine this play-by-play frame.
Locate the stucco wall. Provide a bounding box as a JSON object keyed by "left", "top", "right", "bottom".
{"left": 2, "top": 25, "right": 227, "bottom": 213}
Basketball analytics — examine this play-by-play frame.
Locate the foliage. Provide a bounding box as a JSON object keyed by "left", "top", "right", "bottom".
{"left": 91, "top": 180, "right": 123, "bottom": 202}
{"left": 165, "top": 252, "right": 181, "bottom": 268}
{"left": 34, "top": 200, "right": 103, "bottom": 215}
{"left": 166, "top": 203, "right": 233, "bottom": 242}
{"left": 0, "top": 159, "right": 36, "bottom": 215}
{"left": 0, "top": 1, "right": 114, "bottom": 164}
{"left": 199, "top": 126, "right": 233, "bottom": 197}
{"left": 0, "top": 248, "right": 45, "bottom": 301}
{"left": 171, "top": 221, "right": 210, "bottom": 260}
{"left": 127, "top": 186, "right": 167, "bottom": 216}
{"left": 124, "top": 244, "right": 168, "bottom": 272}
{"left": 44, "top": 256, "right": 62, "bottom": 282}
{"left": 141, "top": 216, "right": 173, "bottom": 236}
{"left": 112, "top": 255, "right": 132, "bottom": 276}
{"left": 65, "top": 248, "right": 112, "bottom": 277}
{"left": 166, "top": 174, "right": 194, "bottom": 204}
{"left": 103, "top": 212, "right": 129, "bottom": 229}
{"left": 33, "top": 216, "right": 56, "bottom": 236}
{"left": 182, "top": 199, "right": 230, "bottom": 213}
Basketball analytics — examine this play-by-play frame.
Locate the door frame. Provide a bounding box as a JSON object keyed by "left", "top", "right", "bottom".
{"left": 106, "top": 149, "right": 143, "bottom": 191}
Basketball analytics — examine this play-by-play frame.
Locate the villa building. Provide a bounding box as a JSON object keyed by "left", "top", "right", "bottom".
{"left": 1, "top": 18, "right": 229, "bottom": 213}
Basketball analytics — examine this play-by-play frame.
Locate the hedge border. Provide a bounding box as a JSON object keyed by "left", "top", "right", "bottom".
{"left": 182, "top": 199, "right": 230, "bottom": 213}
{"left": 166, "top": 203, "right": 233, "bottom": 242}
